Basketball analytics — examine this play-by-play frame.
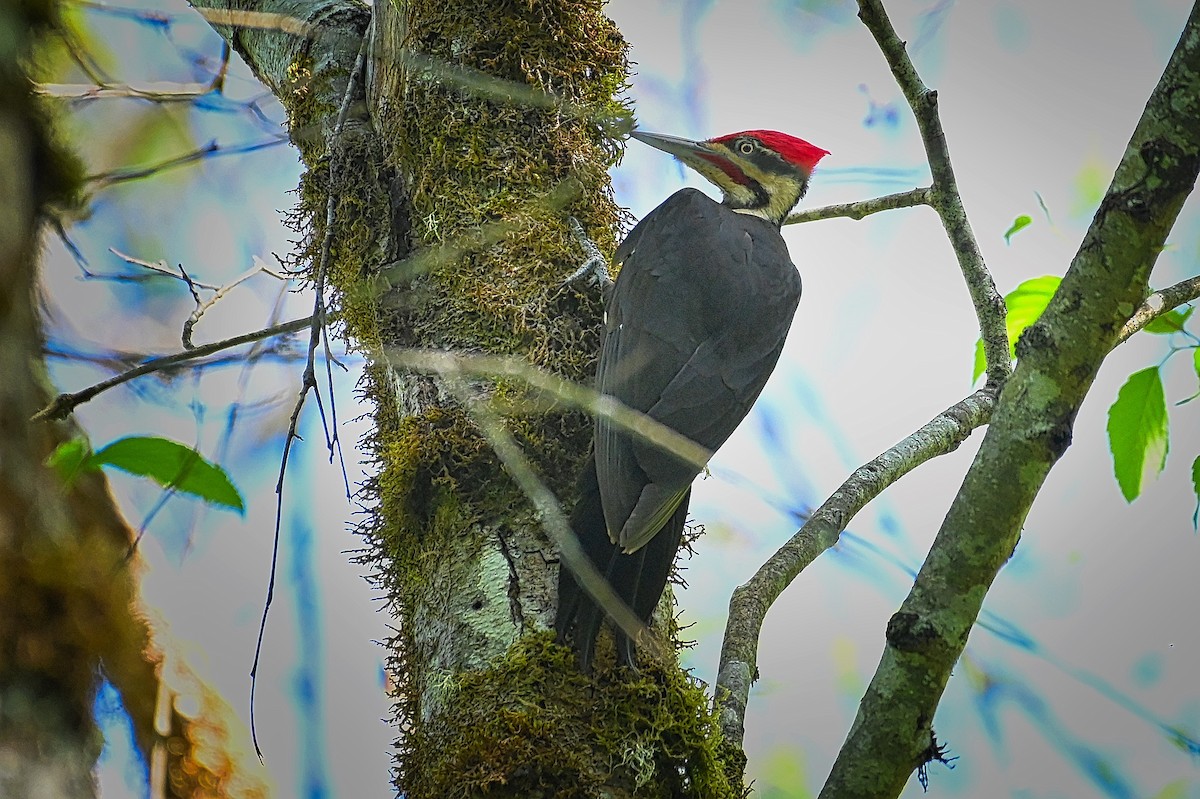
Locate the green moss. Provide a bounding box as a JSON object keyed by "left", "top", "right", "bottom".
{"left": 402, "top": 633, "right": 739, "bottom": 799}
{"left": 276, "top": 0, "right": 736, "bottom": 793}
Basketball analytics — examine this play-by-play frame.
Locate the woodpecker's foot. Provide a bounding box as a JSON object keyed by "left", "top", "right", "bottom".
{"left": 565, "top": 216, "right": 614, "bottom": 295}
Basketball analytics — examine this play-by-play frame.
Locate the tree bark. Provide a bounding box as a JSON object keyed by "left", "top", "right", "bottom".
{"left": 820, "top": 4, "right": 1200, "bottom": 796}
{"left": 196, "top": 1, "right": 739, "bottom": 795}
{"left": 4, "top": 5, "right": 274, "bottom": 798}
{"left": 0, "top": 5, "right": 98, "bottom": 794}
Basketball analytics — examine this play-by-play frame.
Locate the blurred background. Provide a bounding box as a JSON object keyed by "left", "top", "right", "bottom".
{"left": 39, "top": 0, "right": 1200, "bottom": 796}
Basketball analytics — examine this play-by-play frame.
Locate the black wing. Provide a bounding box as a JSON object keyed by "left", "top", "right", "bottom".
{"left": 595, "top": 188, "right": 801, "bottom": 552}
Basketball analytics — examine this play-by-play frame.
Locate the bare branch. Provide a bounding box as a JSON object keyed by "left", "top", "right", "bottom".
{"left": 386, "top": 348, "right": 711, "bottom": 472}
{"left": 249, "top": 31, "right": 370, "bottom": 759}
{"left": 437, "top": 372, "right": 658, "bottom": 658}
{"left": 32, "top": 316, "right": 313, "bottom": 422}
{"left": 109, "top": 248, "right": 221, "bottom": 290}
{"left": 183, "top": 256, "right": 288, "bottom": 349}
{"left": 715, "top": 387, "right": 996, "bottom": 752}
{"left": 85, "top": 138, "right": 287, "bottom": 191}
{"left": 821, "top": 5, "right": 1200, "bottom": 795}
{"left": 37, "top": 81, "right": 216, "bottom": 100}
{"left": 857, "top": 0, "right": 1011, "bottom": 386}
{"left": 38, "top": 40, "right": 229, "bottom": 103}
{"left": 1116, "top": 274, "right": 1200, "bottom": 344}
{"left": 783, "top": 186, "right": 931, "bottom": 225}
{"left": 192, "top": 7, "right": 315, "bottom": 36}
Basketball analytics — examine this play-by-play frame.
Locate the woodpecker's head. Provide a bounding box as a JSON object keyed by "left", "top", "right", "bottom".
{"left": 631, "top": 129, "right": 829, "bottom": 226}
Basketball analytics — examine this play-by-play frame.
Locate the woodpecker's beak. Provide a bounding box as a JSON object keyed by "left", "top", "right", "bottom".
{"left": 629, "top": 130, "right": 714, "bottom": 164}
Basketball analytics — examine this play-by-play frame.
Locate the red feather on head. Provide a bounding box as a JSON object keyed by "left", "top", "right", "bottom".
{"left": 709, "top": 129, "right": 830, "bottom": 173}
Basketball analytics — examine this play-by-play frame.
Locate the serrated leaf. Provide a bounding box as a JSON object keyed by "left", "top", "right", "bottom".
{"left": 1142, "top": 306, "right": 1193, "bottom": 334}
{"left": 45, "top": 437, "right": 93, "bottom": 484}
{"left": 1106, "top": 367, "right": 1168, "bottom": 502}
{"left": 87, "top": 436, "right": 245, "bottom": 513}
{"left": 1003, "top": 214, "right": 1032, "bottom": 244}
{"left": 973, "top": 275, "right": 1062, "bottom": 382}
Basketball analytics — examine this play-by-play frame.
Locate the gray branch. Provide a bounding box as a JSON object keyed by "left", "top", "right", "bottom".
{"left": 1116, "top": 274, "right": 1200, "bottom": 344}
{"left": 857, "top": 0, "right": 1011, "bottom": 386}
{"left": 33, "top": 317, "right": 314, "bottom": 422}
{"left": 820, "top": 4, "right": 1200, "bottom": 796}
{"left": 783, "top": 186, "right": 931, "bottom": 225}
{"left": 715, "top": 387, "right": 996, "bottom": 751}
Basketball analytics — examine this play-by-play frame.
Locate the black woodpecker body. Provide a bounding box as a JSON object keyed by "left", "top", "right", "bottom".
{"left": 555, "top": 129, "right": 829, "bottom": 670}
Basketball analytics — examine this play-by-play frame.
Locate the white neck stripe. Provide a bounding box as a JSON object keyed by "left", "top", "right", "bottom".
{"left": 732, "top": 207, "right": 774, "bottom": 221}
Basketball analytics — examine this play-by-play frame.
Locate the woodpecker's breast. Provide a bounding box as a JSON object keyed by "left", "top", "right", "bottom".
{"left": 600, "top": 187, "right": 801, "bottom": 423}
{"left": 613, "top": 188, "right": 800, "bottom": 334}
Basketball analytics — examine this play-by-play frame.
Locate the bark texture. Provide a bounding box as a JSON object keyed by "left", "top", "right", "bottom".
{"left": 0, "top": 6, "right": 97, "bottom": 795}
{"left": 820, "top": 4, "right": 1200, "bottom": 796}
{"left": 197, "top": 0, "right": 738, "bottom": 795}
{"left": 4, "top": 5, "right": 273, "bottom": 797}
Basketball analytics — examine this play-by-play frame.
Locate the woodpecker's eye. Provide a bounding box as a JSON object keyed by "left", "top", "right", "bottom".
{"left": 738, "top": 140, "right": 755, "bottom": 155}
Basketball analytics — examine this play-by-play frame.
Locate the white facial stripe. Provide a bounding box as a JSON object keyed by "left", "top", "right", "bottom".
{"left": 733, "top": 207, "right": 774, "bottom": 221}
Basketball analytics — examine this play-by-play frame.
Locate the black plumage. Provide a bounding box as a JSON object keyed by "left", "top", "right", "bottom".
{"left": 555, "top": 187, "right": 803, "bottom": 669}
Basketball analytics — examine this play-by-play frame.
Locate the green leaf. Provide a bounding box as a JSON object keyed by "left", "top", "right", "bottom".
{"left": 1106, "top": 367, "right": 1169, "bottom": 502}
{"left": 1142, "top": 306, "right": 1193, "bottom": 334}
{"left": 88, "top": 436, "right": 245, "bottom": 513}
{"left": 1192, "top": 346, "right": 1200, "bottom": 386}
{"left": 973, "top": 275, "right": 1062, "bottom": 382}
{"left": 45, "top": 437, "right": 93, "bottom": 484}
{"left": 1192, "top": 455, "right": 1200, "bottom": 530}
{"left": 972, "top": 339, "right": 986, "bottom": 385}
{"left": 1003, "top": 214, "right": 1032, "bottom": 244}
{"left": 1149, "top": 778, "right": 1190, "bottom": 799}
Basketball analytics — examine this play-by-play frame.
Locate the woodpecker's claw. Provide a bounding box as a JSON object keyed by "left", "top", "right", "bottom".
{"left": 565, "top": 217, "right": 614, "bottom": 294}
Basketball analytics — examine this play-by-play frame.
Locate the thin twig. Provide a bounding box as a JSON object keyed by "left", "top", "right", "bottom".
{"left": 86, "top": 137, "right": 287, "bottom": 190}
{"left": 37, "top": 40, "right": 228, "bottom": 103}
{"left": 783, "top": 186, "right": 931, "bottom": 225}
{"left": 192, "top": 7, "right": 315, "bottom": 36}
{"left": 32, "top": 316, "right": 313, "bottom": 422}
{"left": 437, "top": 371, "right": 656, "bottom": 656}
{"left": 43, "top": 28, "right": 232, "bottom": 103}
{"left": 716, "top": 387, "right": 997, "bottom": 751}
{"left": 857, "top": 0, "right": 1010, "bottom": 386}
{"left": 1116, "top": 274, "right": 1200, "bottom": 344}
{"left": 386, "top": 348, "right": 711, "bottom": 471}
{"left": 312, "top": 29, "right": 370, "bottom": 489}
{"left": 250, "top": 373, "right": 306, "bottom": 761}
{"left": 249, "top": 31, "right": 369, "bottom": 760}
{"left": 183, "top": 256, "right": 285, "bottom": 349}
{"left": 109, "top": 248, "right": 221, "bottom": 290}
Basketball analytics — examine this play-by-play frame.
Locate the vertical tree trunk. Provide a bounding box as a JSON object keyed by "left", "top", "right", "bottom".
{"left": 193, "top": 0, "right": 740, "bottom": 792}
{"left": 0, "top": 3, "right": 115, "bottom": 796}
{"left": 5, "top": 6, "right": 275, "bottom": 797}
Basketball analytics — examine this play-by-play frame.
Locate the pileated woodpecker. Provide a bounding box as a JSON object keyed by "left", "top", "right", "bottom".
{"left": 555, "top": 129, "right": 829, "bottom": 670}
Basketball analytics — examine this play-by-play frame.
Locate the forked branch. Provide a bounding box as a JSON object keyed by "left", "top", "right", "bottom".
{"left": 857, "top": 0, "right": 1010, "bottom": 387}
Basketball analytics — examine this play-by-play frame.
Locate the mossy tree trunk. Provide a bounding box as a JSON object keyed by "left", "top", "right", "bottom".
{"left": 4, "top": 7, "right": 275, "bottom": 798}
{"left": 0, "top": 6, "right": 99, "bottom": 795}
{"left": 197, "top": 1, "right": 739, "bottom": 796}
